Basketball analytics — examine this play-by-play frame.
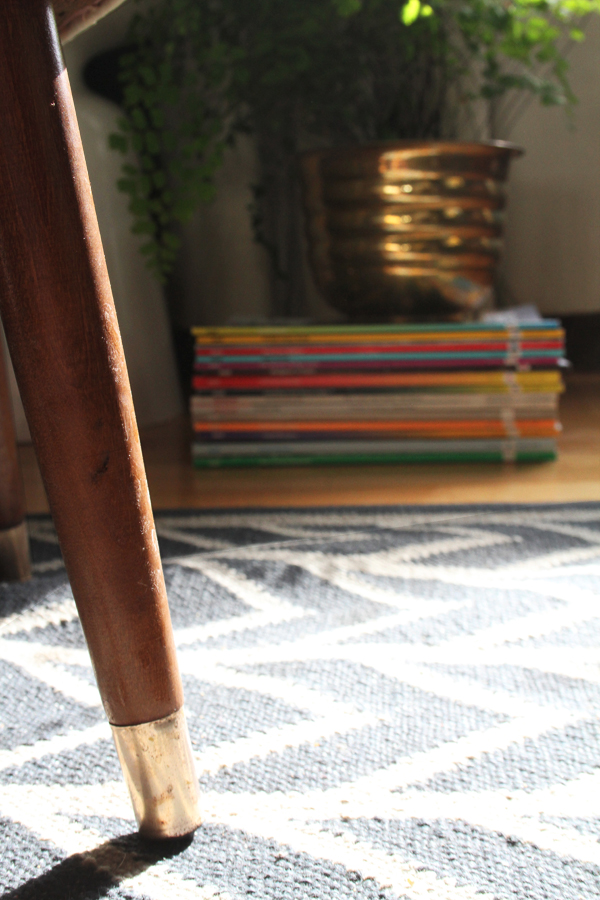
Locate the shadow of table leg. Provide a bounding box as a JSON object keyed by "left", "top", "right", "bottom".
{"left": 0, "top": 831, "right": 194, "bottom": 900}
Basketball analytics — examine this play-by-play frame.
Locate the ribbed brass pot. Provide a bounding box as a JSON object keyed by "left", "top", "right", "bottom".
{"left": 300, "top": 141, "right": 523, "bottom": 320}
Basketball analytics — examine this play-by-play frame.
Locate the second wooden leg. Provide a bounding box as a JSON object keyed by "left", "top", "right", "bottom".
{"left": 0, "top": 338, "right": 30, "bottom": 583}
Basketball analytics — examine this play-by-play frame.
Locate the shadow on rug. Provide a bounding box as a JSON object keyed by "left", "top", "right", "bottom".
{"left": 1, "top": 503, "right": 600, "bottom": 899}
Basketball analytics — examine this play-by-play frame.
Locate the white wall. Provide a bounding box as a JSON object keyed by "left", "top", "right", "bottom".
{"left": 499, "top": 16, "right": 600, "bottom": 315}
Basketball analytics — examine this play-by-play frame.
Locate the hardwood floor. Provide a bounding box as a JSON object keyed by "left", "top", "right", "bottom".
{"left": 18, "top": 373, "right": 600, "bottom": 513}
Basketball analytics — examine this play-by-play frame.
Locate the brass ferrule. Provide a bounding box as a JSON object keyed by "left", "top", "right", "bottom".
{"left": 111, "top": 708, "right": 201, "bottom": 839}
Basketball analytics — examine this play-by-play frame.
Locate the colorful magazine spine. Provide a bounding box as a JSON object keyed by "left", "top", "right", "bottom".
{"left": 192, "top": 370, "right": 563, "bottom": 392}
{"left": 192, "top": 437, "right": 558, "bottom": 466}
{"left": 192, "top": 322, "right": 562, "bottom": 341}
{"left": 192, "top": 419, "right": 559, "bottom": 440}
{"left": 191, "top": 391, "right": 558, "bottom": 421}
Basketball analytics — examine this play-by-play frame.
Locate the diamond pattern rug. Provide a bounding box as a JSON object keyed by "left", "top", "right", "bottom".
{"left": 1, "top": 503, "right": 600, "bottom": 899}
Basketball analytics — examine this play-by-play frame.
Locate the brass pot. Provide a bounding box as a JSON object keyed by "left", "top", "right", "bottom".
{"left": 300, "top": 140, "right": 523, "bottom": 320}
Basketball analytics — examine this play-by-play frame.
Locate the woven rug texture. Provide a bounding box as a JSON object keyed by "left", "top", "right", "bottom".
{"left": 1, "top": 503, "right": 600, "bottom": 899}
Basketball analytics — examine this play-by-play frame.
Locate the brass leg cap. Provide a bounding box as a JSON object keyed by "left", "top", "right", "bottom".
{"left": 111, "top": 709, "right": 201, "bottom": 839}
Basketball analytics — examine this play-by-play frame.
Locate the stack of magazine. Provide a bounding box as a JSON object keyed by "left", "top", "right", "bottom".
{"left": 190, "top": 321, "right": 565, "bottom": 468}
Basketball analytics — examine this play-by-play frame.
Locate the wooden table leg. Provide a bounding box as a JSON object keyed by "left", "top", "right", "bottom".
{"left": 0, "top": 339, "right": 31, "bottom": 582}
{"left": 0, "top": 0, "right": 200, "bottom": 839}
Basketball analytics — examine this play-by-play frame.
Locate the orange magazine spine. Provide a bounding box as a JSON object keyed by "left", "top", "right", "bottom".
{"left": 192, "top": 419, "right": 559, "bottom": 438}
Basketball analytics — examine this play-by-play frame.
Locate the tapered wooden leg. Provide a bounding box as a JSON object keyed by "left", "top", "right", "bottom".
{"left": 0, "top": 340, "right": 30, "bottom": 583}
{"left": 0, "top": 0, "right": 200, "bottom": 838}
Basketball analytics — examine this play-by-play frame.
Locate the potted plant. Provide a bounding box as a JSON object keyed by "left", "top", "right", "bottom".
{"left": 108, "top": 0, "right": 600, "bottom": 318}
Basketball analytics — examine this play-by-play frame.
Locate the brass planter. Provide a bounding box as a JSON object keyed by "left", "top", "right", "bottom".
{"left": 300, "top": 141, "right": 523, "bottom": 320}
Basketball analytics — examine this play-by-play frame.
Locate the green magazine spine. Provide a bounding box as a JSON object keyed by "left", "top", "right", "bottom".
{"left": 192, "top": 450, "right": 557, "bottom": 468}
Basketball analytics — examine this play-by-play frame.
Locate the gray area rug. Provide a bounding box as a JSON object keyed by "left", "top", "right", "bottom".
{"left": 1, "top": 503, "right": 600, "bottom": 899}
